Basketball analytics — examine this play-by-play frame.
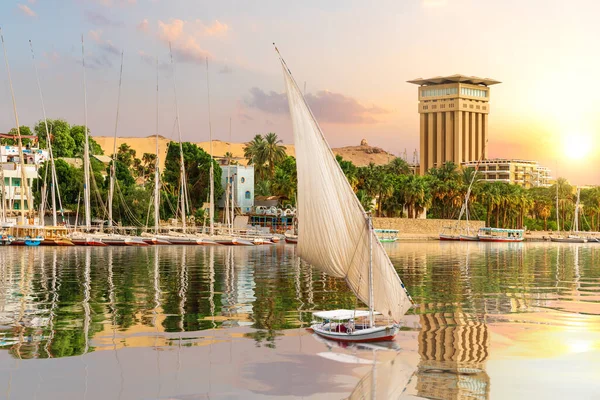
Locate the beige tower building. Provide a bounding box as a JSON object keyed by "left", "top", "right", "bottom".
{"left": 408, "top": 74, "right": 500, "bottom": 175}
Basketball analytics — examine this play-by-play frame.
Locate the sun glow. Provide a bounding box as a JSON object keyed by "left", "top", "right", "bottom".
{"left": 563, "top": 132, "right": 593, "bottom": 160}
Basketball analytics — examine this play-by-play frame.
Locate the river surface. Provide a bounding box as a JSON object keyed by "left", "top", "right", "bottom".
{"left": 0, "top": 242, "right": 598, "bottom": 399}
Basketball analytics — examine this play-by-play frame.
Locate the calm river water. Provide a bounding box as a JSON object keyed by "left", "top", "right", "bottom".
{"left": 0, "top": 242, "right": 598, "bottom": 399}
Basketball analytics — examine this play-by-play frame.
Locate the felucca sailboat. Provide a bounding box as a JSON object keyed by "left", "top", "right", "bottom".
{"left": 277, "top": 47, "right": 413, "bottom": 342}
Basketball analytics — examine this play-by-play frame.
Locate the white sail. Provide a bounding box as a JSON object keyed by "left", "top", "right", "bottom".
{"left": 280, "top": 59, "right": 411, "bottom": 322}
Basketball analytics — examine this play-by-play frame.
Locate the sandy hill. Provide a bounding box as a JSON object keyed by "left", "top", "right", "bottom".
{"left": 93, "top": 136, "right": 396, "bottom": 170}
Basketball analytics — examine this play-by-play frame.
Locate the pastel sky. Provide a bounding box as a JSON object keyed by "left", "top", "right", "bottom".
{"left": 1, "top": 0, "right": 599, "bottom": 184}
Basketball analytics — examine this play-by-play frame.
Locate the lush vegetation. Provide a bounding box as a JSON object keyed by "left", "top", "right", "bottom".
{"left": 243, "top": 133, "right": 599, "bottom": 231}
{"left": 3, "top": 119, "right": 222, "bottom": 227}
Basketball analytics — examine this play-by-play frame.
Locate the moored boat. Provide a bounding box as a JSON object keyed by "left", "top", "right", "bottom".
{"left": 309, "top": 310, "right": 398, "bottom": 343}
{"left": 459, "top": 234, "right": 479, "bottom": 242}
{"left": 439, "top": 233, "right": 460, "bottom": 241}
{"left": 374, "top": 229, "right": 398, "bottom": 243}
{"left": 550, "top": 235, "right": 587, "bottom": 243}
{"left": 284, "top": 232, "right": 298, "bottom": 244}
{"left": 477, "top": 227, "right": 524, "bottom": 242}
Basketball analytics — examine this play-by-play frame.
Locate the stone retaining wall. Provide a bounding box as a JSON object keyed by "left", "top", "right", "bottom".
{"left": 373, "top": 218, "right": 485, "bottom": 237}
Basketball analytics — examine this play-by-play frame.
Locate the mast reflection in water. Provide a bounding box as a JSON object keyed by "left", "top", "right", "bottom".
{"left": 0, "top": 243, "right": 597, "bottom": 399}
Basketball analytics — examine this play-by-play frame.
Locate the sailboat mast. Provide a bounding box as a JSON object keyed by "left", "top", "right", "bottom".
{"left": 368, "top": 214, "right": 374, "bottom": 328}
{"left": 108, "top": 51, "right": 124, "bottom": 229}
{"left": 205, "top": 57, "right": 214, "bottom": 236}
{"left": 154, "top": 56, "right": 160, "bottom": 234}
{"left": 30, "top": 40, "right": 57, "bottom": 227}
{"left": 81, "top": 35, "right": 91, "bottom": 230}
{"left": 1, "top": 28, "right": 28, "bottom": 225}
{"left": 169, "top": 43, "right": 187, "bottom": 232}
{"left": 556, "top": 183, "right": 560, "bottom": 232}
{"left": 229, "top": 117, "right": 233, "bottom": 234}
{"left": 574, "top": 187, "right": 580, "bottom": 232}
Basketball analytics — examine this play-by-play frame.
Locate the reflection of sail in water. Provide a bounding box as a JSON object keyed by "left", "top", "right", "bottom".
{"left": 574, "top": 245, "right": 581, "bottom": 294}
{"left": 178, "top": 247, "right": 188, "bottom": 332}
{"left": 209, "top": 246, "right": 216, "bottom": 329}
{"left": 416, "top": 311, "right": 490, "bottom": 399}
{"left": 347, "top": 352, "right": 415, "bottom": 400}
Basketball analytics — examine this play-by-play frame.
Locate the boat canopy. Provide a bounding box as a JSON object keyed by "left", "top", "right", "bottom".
{"left": 313, "top": 309, "right": 382, "bottom": 320}
{"left": 478, "top": 227, "right": 524, "bottom": 233}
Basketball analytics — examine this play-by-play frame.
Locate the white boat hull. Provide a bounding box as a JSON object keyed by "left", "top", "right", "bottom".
{"left": 310, "top": 323, "right": 398, "bottom": 343}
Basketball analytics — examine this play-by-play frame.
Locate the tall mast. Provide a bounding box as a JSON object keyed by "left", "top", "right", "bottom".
{"left": 30, "top": 40, "right": 57, "bottom": 226}
{"left": 573, "top": 187, "right": 580, "bottom": 232}
{"left": 1, "top": 28, "right": 28, "bottom": 225}
{"left": 229, "top": 117, "right": 233, "bottom": 234}
{"left": 205, "top": 57, "right": 214, "bottom": 236}
{"left": 108, "top": 51, "right": 124, "bottom": 229}
{"left": 556, "top": 183, "right": 560, "bottom": 232}
{"left": 169, "top": 43, "right": 187, "bottom": 232}
{"left": 81, "top": 35, "right": 91, "bottom": 230}
{"left": 368, "top": 214, "right": 374, "bottom": 328}
{"left": 154, "top": 56, "right": 160, "bottom": 234}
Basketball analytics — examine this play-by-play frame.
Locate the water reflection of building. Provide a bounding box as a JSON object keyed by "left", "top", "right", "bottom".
{"left": 221, "top": 248, "right": 255, "bottom": 326}
{"left": 417, "top": 311, "right": 490, "bottom": 400}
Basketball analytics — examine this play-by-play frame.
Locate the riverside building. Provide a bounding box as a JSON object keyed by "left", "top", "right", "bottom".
{"left": 408, "top": 74, "right": 501, "bottom": 175}
{"left": 461, "top": 158, "right": 552, "bottom": 188}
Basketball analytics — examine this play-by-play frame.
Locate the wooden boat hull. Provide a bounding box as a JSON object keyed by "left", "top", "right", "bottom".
{"left": 478, "top": 236, "right": 523, "bottom": 243}
{"left": 41, "top": 238, "right": 75, "bottom": 246}
{"left": 439, "top": 234, "right": 460, "bottom": 241}
{"left": 71, "top": 238, "right": 108, "bottom": 246}
{"left": 378, "top": 238, "right": 398, "bottom": 243}
{"left": 167, "top": 237, "right": 204, "bottom": 245}
{"left": 550, "top": 237, "right": 587, "bottom": 243}
{"left": 215, "top": 238, "right": 254, "bottom": 246}
{"left": 142, "top": 238, "right": 171, "bottom": 245}
{"left": 311, "top": 323, "right": 398, "bottom": 343}
{"left": 459, "top": 235, "right": 479, "bottom": 241}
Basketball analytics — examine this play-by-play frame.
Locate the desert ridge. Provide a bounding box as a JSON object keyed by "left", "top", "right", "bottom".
{"left": 93, "top": 135, "right": 398, "bottom": 169}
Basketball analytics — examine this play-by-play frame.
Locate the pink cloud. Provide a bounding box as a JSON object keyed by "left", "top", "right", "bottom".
{"left": 17, "top": 4, "right": 36, "bottom": 17}
{"left": 137, "top": 18, "right": 149, "bottom": 32}
{"left": 202, "top": 20, "right": 229, "bottom": 36}
{"left": 156, "top": 18, "right": 222, "bottom": 63}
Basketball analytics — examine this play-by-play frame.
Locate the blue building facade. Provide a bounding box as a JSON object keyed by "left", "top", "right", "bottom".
{"left": 218, "top": 165, "right": 254, "bottom": 213}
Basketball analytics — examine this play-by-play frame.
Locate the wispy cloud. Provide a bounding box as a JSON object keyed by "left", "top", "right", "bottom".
{"left": 137, "top": 18, "right": 149, "bottom": 32}
{"left": 87, "top": 30, "right": 121, "bottom": 68}
{"left": 246, "top": 88, "right": 389, "bottom": 124}
{"left": 139, "top": 18, "right": 229, "bottom": 64}
{"left": 85, "top": 10, "right": 123, "bottom": 27}
{"left": 17, "top": 4, "right": 36, "bottom": 17}
{"left": 138, "top": 50, "right": 169, "bottom": 71}
{"left": 157, "top": 19, "right": 212, "bottom": 63}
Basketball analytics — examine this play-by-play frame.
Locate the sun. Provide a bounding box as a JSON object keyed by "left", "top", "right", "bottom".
{"left": 564, "top": 133, "right": 593, "bottom": 160}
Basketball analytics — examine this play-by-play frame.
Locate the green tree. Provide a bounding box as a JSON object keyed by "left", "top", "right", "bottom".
{"left": 163, "top": 142, "right": 223, "bottom": 220}
{"left": 116, "top": 143, "right": 136, "bottom": 168}
{"left": 34, "top": 119, "right": 76, "bottom": 157}
{"left": 71, "top": 125, "right": 103, "bottom": 157}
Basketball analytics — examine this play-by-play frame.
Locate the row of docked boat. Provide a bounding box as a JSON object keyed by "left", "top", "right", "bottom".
{"left": 0, "top": 225, "right": 284, "bottom": 247}
{"left": 440, "top": 227, "right": 525, "bottom": 242}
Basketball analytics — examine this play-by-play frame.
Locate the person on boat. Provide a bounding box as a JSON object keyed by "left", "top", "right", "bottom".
{"left": 346, "top": 319, "right": 355, "bottom": 333}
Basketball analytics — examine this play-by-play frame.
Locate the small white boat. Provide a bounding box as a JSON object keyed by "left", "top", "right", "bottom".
{"left": 310, "top": 310, "right": 398, "bottom": 342}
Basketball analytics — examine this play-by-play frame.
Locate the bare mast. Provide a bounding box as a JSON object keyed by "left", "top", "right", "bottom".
{"left": 205, "top": 57, "right": 214, "bottom": 236}
{"left": 108, "top": 51, "right": 124, "bottom": 229}
{"left": 81, "top": 35, "right": 91, "bottom": 230}
{"left": 154, "top": 56, "right": 160, "bottom": 234}
{"left": 169, "top": 43, "right": 188, "bottom": 232}
{"left": 1, "top": 28, "right": 29, "bottom": 225}
{"left": 30, "top": 40, "right": 58, "bottom": 226}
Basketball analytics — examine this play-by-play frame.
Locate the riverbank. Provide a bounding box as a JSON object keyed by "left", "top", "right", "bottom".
{"left": 372, "top": 218, "right": 597, "bottom": 241}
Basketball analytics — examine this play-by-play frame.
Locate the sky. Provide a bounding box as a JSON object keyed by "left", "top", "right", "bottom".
{"left": 0, "top": 0, "right": 599, "bottom": 184}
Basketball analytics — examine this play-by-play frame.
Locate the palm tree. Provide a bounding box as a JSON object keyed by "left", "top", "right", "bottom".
{"left": 259, "top": 132, "right": 287, "bottom": 179}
